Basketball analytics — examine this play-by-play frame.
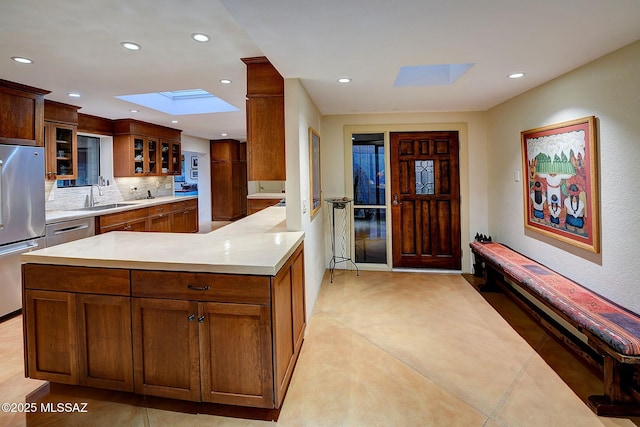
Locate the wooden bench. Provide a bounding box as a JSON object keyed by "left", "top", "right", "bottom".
{"left": 470, "top": 240, "right": 640, "bottom": 417}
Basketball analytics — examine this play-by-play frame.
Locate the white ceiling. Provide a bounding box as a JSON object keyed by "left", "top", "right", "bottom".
{"left": 2, "top": 0, "right": 639, "bottom": 141}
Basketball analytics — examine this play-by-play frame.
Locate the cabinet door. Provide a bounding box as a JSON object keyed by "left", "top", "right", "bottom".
{"left": 132, "top": 298, "right": 201, "bottom": 401}
{"left": 24, "top": 290, "right": 79, "bottom": 384}
{"left": 199, "top": 302, "right": 274, "bottom": 408}
{"left": 44, "top": 121, "right": 77, "bottom": 180}
{"left": 246, "top": 96, "right": 285, "bottom": 181}
{"left": 76, "top": 294, "right": 134, "bottom": 392}
{"left": 172, "top": 200, "right": 198, "bottom": 233}
{"left": 160, "top": 140, "right": 180, "bottom": 175}
{"left": 148, "top": 205, "right": 172, "bottom": 231}
{"left": 272, "top": 243, "right": 306, "bottom": 408}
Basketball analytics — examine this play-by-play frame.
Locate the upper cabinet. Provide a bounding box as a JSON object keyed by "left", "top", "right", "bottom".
{"left": 44, "top": 100, "right": 81, "bottom": 180}
{"left": 0, "top": 79, "right": 49, "bottom": 147}
{"left": 113, "top": 119, "right": 181, "bottom": 177}
{"left": 241, "top": 57, "right": 285, "bottom": 181}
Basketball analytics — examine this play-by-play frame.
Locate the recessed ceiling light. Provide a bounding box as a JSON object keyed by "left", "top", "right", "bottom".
{"left": 337, "top": 77, "right": 352, "bottom": 83}
{"left": 508, "top": 72, "right": 525, "bottom": 79}
{"left": 171, "top": 120, "right": 179, "bottom": 124}
{"left": 191, "top": 33, "right": 210, "bottom": 42}
{"left": 121, "top": 42, "right": 142, "bottom": 51}
{"left": 130, "top": 109, "right": 139, "bottom": 113}
{"left": 12, "top": 56, "right": 33, "bottom": 64}
{"left": 221, "top": 133, "right": 228, "bottom": 137}
{"left": 67, "top": 92, "right": 81, "bottom": 98}
{"left": 219, "top": 79, "right": 232, "bottom": 84}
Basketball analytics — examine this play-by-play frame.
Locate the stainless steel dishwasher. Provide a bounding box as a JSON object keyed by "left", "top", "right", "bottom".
{"left": 45, "top": 217, "right": 95, "bottom": 247}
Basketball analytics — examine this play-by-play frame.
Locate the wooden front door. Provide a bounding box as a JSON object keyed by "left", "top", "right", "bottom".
{"left": 391, "top": 131, "right": 461, "bottom": 269}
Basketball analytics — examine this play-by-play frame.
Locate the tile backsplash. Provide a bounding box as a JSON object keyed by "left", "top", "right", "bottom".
{"left": 45, "top": 176, "right": 175, "bottom": 211}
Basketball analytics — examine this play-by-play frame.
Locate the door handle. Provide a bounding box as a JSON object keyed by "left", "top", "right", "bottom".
{"left": 392, "top": 194, "right": 402, "bottom": 206}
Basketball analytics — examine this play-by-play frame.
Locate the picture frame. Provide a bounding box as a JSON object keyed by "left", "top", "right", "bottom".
{"left": 190, "top": 169, "right": 199, "bottom": 180}
{"left": 191, "top": 156, "right": 198, "bottom": 169}
{"left": 521, "top": 116, "right": 599, "bottom": 253}
{"left": 309, "top": 128, "right": 321, "bottom": 217}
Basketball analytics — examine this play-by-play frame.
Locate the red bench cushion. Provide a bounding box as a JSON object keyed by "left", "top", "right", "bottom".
{"left": 471, "top": 241, "right": 640, "bottom": 356}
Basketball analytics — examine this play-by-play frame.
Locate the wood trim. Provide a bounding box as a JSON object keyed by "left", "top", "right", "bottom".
{"left": 0, "top": 79, "right": 50, "bottom": 95}
{"left": 113, "top": 118, "right": 181, "bottom": 140}
{"left": 78, "top": 113, "right": 114, "bottom": 135}
{"left": 44, "top": 99, "right": 80, "bottom": 124}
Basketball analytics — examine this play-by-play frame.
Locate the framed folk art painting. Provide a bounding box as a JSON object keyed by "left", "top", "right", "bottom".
{"left": 521, "top": 116, "right": 600, "bottom": 253}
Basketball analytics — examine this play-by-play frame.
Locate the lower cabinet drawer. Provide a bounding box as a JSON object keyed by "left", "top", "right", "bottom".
{"left": 131, "top": 270, "right": 270, "bottom": 304}
{"left": 23, "top": 264, "right": 130, "bottom": 295}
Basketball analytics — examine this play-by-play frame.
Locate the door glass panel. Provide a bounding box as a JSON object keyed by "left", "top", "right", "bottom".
{"left": 352, "top": 133, "right": 387, "bottom": 264}
{"left": 415, "top": 160, "right": 435, "bottom": 195}
{"left": 354, "top": 208, "right": 386, "bottom": 263}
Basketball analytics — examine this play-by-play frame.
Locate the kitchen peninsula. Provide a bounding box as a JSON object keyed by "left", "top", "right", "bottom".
{"left": 21, "top": 207, "right": 305, "bottom": 411}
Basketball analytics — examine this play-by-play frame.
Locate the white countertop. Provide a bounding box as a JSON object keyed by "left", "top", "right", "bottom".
{"left": 247, "top": 192, "right": 286, "bottom": 200}
{"left": 23, "top": 207, "right": 304, "bottom": 276}
{"left": 45, "top": 195, "right": 198, "bottom": 224}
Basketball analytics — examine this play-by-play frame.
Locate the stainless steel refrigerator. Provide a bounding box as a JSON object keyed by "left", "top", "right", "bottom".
{"left": 0, "top": 144, "right": 45, "bottom": 318}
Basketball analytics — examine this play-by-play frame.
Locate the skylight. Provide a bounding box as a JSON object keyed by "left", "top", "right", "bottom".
{"left": 394, "top": 63, "right": 475, "bottom": 87}
{"left": 115, "top": 89, "right": 238, "bottom": 115}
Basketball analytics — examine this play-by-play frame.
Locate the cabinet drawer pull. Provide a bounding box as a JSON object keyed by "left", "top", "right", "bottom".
{"left": 198, "top": 315, "right": 205, "bottom": 323}
{"left": 187, "top": 285, "right": 210, "bottom": 291}
{"left": 187, "top": 314, "right": 195, "bottom": 322}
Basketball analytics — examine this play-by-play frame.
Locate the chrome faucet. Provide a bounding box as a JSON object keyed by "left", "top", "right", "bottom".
{"left": 90, "top": 184, "right": 104, "bottom": 207}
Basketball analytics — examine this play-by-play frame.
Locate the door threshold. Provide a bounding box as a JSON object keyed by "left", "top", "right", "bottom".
{"left": 391, "top": 268, "right": 462, "bottom": 274}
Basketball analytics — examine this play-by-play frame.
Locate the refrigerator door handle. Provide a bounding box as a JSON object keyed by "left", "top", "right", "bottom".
{"left": 0, "top": 241, "right": 41, "bottom": 258}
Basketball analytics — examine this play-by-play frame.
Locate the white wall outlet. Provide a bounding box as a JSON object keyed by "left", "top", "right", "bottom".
{"left": 514, "top": 170, "right": 521, "bottom": 182}
{"left": 165, "top": 183, "right": 172, "bottom": 189}
{"left": 302, "top": 199, "right": 307, "bottom": 214}
{"left": 155, "top": 181, "right": 160, "bottom": 188}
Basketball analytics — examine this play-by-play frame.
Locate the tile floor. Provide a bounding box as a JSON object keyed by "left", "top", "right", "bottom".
{"left": 1, "top": 270, "right": 639, "bottom": 426}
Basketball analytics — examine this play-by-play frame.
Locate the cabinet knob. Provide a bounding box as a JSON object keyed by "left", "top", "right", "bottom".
{"left": 187, "top": 314, "right": 195, "bottom": 322}
{"left": 198, "top": 315, "right": 205, "bottom": 323}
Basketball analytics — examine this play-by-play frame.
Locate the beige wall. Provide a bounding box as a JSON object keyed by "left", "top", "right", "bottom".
{"left": 285, "top": 78, "right": 326, "bottom": 320}
{"left": 321, "top": 111, "right": 489, "bottom": 273}
{"left": 486, "top": 40, "right": 640, "bottom": 313}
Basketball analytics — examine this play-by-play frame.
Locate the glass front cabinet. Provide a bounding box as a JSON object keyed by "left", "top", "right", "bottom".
{"left": 113, "top": 119, "right": 181, "bottom": 178}
{"left": 160, "top": 140, "right": 181, "bottom": 175}
{"left": 45, "top": 121, "right": 77, "bottom": 180}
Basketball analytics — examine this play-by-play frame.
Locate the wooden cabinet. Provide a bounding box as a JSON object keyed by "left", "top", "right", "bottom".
{"left": 23, "top": 265, "right": 133, "bottom": 392}
{"left": 96, "top": 206, "right": 149, "bottom": 234}
{"left": 272, "top": 242, "right": 306, "bottom": 407}
{"left": 131, "top": 296, "right": 273, "bottom": 407}
{"left": 161, "top": 140, "right": 181, "bottom": 175}
{"left": 171, "top": 199, "right": 199, "bottom": 233}
{"left": 0, "top": 79, "right": 49, "bottom": 146}
{"left": 95, "top": 199, "right": 198, "bottom": 234}
{"left": 44, "top": 100, "right": 81, "bottom": 180}
{"left": 242, "top": 57, "right": 286, "bottom": 181}
{"left": 147, "top": 204, "right": 173, "bottom": 232}
{"left": 113, "top": 119, "right": 181, "bottom": 177}
{"left": 23, "top": 243, "right": 306, "bottom": 410}
{"left": 44, "top": 121, "right": 78, "bottom": 180}
{"left": 247, "top": 197, "right": 282, "bottom": 215}
{"left": 210, "top": 139, "right": 247, "bottom": 220}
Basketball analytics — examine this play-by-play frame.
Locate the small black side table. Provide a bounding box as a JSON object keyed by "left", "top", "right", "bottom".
{"left": 325, "top": 197, "right": 359, "bottom": 282}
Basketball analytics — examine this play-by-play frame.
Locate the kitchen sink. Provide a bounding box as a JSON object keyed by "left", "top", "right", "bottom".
{"left": 78, "top": 203, "right": 136, "bottom": 211}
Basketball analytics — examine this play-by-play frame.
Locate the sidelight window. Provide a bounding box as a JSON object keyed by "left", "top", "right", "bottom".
{"left": 352, "top": 133, "right": 387, "bottom": 264}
